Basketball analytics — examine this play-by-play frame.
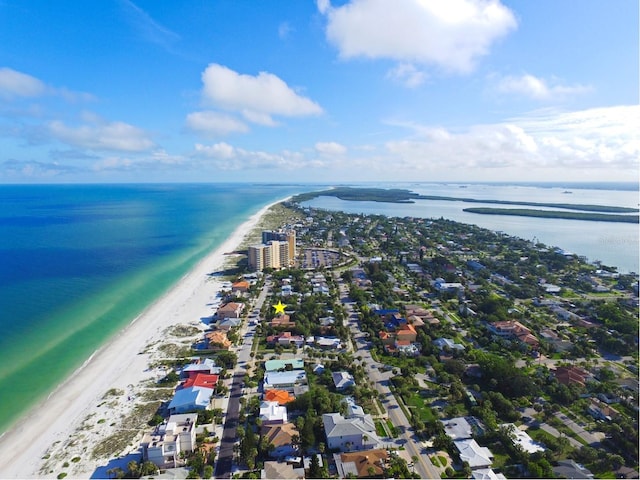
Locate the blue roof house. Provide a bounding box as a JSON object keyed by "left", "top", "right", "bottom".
{"left": 168, "top": 386, "right": 214, "bottom": 414}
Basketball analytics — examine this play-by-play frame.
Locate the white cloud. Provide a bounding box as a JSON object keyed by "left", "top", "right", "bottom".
{"left": 317, "top": 0, "right": 331, "bottom": 15}
{"left": 278, "top": 22, "right": 293, "bottom": 39}
{"left": 193, "top": 142, "right": 311, "bottom": 171}
{"left": 200, "top": 63, "right": 323, "bottom": 125}
{"left": 186, "top": 111, "right": 249, "bottom": 136}
{"left": 381, "top": 105, "right": 640, "bottom": 175}
{"left": 91, "top": 149, "right": 184, "bottom": 172}
{"left": 194, "top": 142, "right": 237, "bottom": 160}
{"left": 0, "top": 68, "right": 46, "bottom": 98}
{"left": 386, "top": 63, "right": 428, "bottom": 88}
{"left": 495, "top": 73, "right": 593, "bottom": 100}
{"left": 319, "top": 0, "right": 517, "bottom": 74}
{"left": 0, "top": 67, "right": 94, "bottom": 102}
{"left": 48, "top": 119, "right": 155, "bottom": 152}
{"left": 241, "top": 110, "right": 279, "bottom": 127}
{"left": 120, "top": 0, "right": 180, "bottom": 49}
{"left": 1, "top": 159, "right": 82, "bottom": 178}
{"left": 315, "top": 141, "right": 347, "bottom": 155}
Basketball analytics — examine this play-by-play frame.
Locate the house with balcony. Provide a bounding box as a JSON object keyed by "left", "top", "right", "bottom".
{"left": 140, "top": 414, "right": 197, "bottom": 468}
{"left": 216, "top": 301, "right": 244, "bottom": 319}
{"left": 260, "top": 401, "right": 288, "bottom": 425}
{"left": 168, "top": 386, "right": 214, "bottom": 414}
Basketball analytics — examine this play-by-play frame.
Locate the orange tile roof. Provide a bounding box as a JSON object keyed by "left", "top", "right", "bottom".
{"left": 398, "top": 323, "right": 417, "bottom": 334}
{"left": 264, "top": 389, "right": 295, "bottom": 405}
{"left": 261, "top": 423, "right": 299, "bottom": 448}
{"left": 232, "top": 281, "right": 250, "bottom": 290}
{"left": 338, "top": 449, "right": 388, "bottom": 477}
{"left": 206, "top": 330, "right": 232, "bottom": 349}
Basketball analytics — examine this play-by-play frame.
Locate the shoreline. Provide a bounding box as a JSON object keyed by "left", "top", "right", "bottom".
{"left": 0, "top": 198, "right": 285, "bottom": 479}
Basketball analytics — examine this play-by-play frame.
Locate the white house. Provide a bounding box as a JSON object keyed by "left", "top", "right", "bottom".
{"left": 500, "top": 424, "right": 545, "bottom": 454}
{"left": 332, "top": 371, "right": 355, "bottom": 391}
{"left": 454, "top": 439, "right": 494, "bottom": 469}
{"left": 260, "top": 401, "right": 288, "bottom": 425}
{"left": 322, "top": 412, "right": 383, "bottom": 452}
{"left": 442, "top": 417, "right": 473, "bottom": 440}
{"left": 472, "top": 469, "right": 507, "bottom": 480}
{"left": 263, "top": 370, "right": 307, "bottom": 392}
{"left": 140, "top": 414, "right": 197, "bottom": 468}
{"left": 434, "top": 338, "right": 465, "bottom": 351}
{"left": 168, "top": 386, "right": 213, "bottom": 414}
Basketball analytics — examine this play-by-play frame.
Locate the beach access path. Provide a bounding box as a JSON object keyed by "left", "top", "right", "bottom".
{"left": 0, "top": 201, "right": 281, "bottom": 479}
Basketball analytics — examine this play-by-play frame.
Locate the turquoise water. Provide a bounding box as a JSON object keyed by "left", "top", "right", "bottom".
{"left": 1, "top": 181, "right": 637, "bottom": 435}
{"left": 0, "top": 183, "right": 308, "bottom": 434}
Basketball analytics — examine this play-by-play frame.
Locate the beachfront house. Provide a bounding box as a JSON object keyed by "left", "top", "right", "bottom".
{"left": 216, "top": 302, "right": 244, "bottom": 319}
{"left": 168, "top": 386, "right": 213, "bottom": 414}
{"left": 182, "top": 358, "right": 223, "bottom": 378}
{"left": 140, "top": 413, "right": 197, "bottom": 468}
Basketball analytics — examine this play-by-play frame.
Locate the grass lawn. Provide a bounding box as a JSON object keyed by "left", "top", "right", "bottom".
{"left": 491, "top": 452, "right": 510, "bottom": 470}
{"left": 375, "top": 420, "right": 387, "bottom": 437}
{"left": 404, "top": 392, "right": 436, "bottom": 422}
{"left": 386, "top": 419, "right": 398, "bottom": 438}
{"left": 527, "top": 428, "right": 557, "bottom": 445}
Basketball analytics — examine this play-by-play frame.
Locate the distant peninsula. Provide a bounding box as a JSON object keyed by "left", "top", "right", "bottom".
{"left": 292, "top": 187, "right": 421, "bottom": 203}
{"left": 463, "top": 207, "right": 639, "bottom": 223}
{"left": 294, "top": 186, "right": 639, "bottom": 215}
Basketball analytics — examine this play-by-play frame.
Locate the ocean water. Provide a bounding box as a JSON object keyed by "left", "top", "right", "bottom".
{"left": 1, "top": 182, "right": 637, "bottom": 435}
{"left": 304, "top": 182, "right": 640, "bottom": 274}
{"left": 0, "top": 183, "right": 308, "bottom": 435}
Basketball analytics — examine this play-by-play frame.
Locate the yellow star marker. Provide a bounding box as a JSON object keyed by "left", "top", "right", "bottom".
{"left": 273, "top": 300, "right": 286, "bottom": 315}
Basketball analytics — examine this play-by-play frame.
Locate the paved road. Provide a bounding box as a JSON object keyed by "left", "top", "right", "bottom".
{"left": 337, "top": 276, "right": 441, "bottom": 480}
{"left": 214, "top": 280, "right": 270, "bottom": 478}
{"left": 555, "top": 413, "right": 603, "bottom": 446}
{"left": 539, "top": 422, "right": 583, "bottom": 449}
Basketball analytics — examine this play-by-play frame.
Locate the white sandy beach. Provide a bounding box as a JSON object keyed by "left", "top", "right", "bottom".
{"left": 0, "top": 200, "right": 280, "bottom": 479}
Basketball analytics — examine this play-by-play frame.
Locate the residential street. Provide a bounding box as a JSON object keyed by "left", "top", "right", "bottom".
{"left": 337, "top": 276, "right": 441, "bottom": 480}
{"left": 214, "top": 281, "right": 269, "bottom": 478}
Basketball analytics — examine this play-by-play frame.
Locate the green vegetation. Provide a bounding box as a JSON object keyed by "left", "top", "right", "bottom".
{"left": 464, "top": 207, "right": 638, "bottom": 223}
{"left": 103, "top": 388, "right": 123, "bottom": 398}
{"left": 293, "top": 186, "right": 638, "bottom": 212}
{"left": 292, "top": 186, "right": 421, "bottom": 203}
{"left": 405, "top": 393, "right": 436, "bottom": 421}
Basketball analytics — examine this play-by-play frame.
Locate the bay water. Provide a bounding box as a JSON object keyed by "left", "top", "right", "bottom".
{"left": 0, "top": 181, "right": 637, "bottom": 436}
{"left": 304, "top": 182, "right": 639, "bottom": 274}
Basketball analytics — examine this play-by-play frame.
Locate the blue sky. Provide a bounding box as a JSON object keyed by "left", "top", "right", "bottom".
{"left": 0, "top": 0, "right": 638, "bottom": 183}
